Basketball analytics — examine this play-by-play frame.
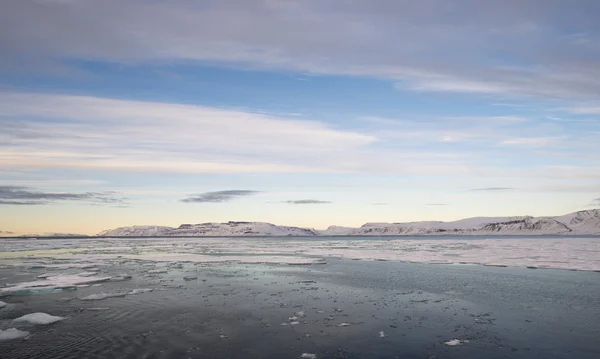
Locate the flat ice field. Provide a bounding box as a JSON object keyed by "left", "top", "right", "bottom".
{"left": 1, "top": 236, "right": 599, "bottom": 359}
{"left": 1, "top": 236, "right": 599, "bottom": 274}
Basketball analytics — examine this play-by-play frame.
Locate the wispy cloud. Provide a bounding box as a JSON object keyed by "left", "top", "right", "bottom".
{"left": 0, "top": 185, "right": 126, "bottom": 205}
{"left": 283, "top": 200, "right": 332, "bottom": 205}
{"left": 468, "top": 187, "right": 515, "bottom": 192}
{"left": 2, "top": 1, "right": 600, "bottom": 101}
{"left": 181, "top": 190, "right": 259, "bottom": 203}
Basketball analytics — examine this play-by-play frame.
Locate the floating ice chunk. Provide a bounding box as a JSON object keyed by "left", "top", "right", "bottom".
{"left": 219, "top": 334, "right": 228, "bottom": 339}
{"left": 85, "top": 307, "right": 110, "bottom": 311}
{"left": 81, "top": 292, "right": 127, "bottom": 301}
{"left": 0, "top": 328, "right": 29, "bottom": 341}
{"left": 0, "top": 300, "right": 6, "bottom": 308}
{"left": 289, "top": 316, "right": 298, "bottom": 321}
{"left": 127, "top": 288, "right": 153, "bottom": 295}
{"left": 13, "top": 312, "right": 65, "bottom": 325}
{"left": 379, "top": 331, "right": 386, "bottom": 338}
{"left": 1, "top": 275, "right": 112, "bottom": 297}
{"left": 37, "top": 273, "right": 56, "bottom": 278}
{"left": 336, "top": 323, "right": 351, "bottom": 327}
{"left": 80, "top": 288, "right": 153, "bottom": 300}
{"left": 290, "top": 321, "right": 300, "bottom": 325}
{"left": 300, "top": 354, "right": 317, "bottom": 359}
{"left": 295, "top": 311, "right": 306, "bottom": 317}
{"left": 75, "top": 272, "right": 98, "bottom": 277}
{"left": 76, "top": 284, "right": 90, "bottom": 288}
{"left": 445, "top": 339, "right": 469, "bottom": 346}
{"left": 183, "top": 276, "right": 198, "bottom": 281}
{"left": 110, "top": 274, "right": 132, "bottom": 282}
{"left": 146, "top": 269, "right": 168, "bottom": 274}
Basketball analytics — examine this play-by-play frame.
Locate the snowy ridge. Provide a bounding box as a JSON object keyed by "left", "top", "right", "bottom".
{"left": 98, "top": 209, "right": 600, "bottom": 237}
{"left": 99, "top": 221, "right": 318, "bottom": 237}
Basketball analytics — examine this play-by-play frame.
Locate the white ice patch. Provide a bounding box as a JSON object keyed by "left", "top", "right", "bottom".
{"left": 445, "top": 339, "right": 469, "bottom": 346}
{"left": 1, "top": 275, "right": 112, "bottom": 297}
{"left": 336, "top": 323, "right": 351, "bottom": 327}
{"left": 379, "top": 331, "right": 386, "bottom": 338}
{"left": 300, "top": 354, "right": 317, "bottom": 359}
{"left": 13, "top": 312, "right": 65, "bottom": 325}
{"left": 0, "top": 300, "right": 6, "bottom": 308}
{"left": 146, "top": 269, "right": 168, "bottom": 274}
{"left": 80, "top": 288, "right": 153, "bottom": 300}
{"left": 0, "top": 328, "right": 29, "bottom": 341}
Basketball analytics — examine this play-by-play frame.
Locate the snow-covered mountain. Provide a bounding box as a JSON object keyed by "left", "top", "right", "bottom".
{"left": 98, "top": 221, "right": 318, "bottom": 237}
{"left": 98, "top": 209, "right": 600, "bottom": 237}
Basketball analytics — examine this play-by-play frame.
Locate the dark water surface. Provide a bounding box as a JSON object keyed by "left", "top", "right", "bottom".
{"left": 1, "top": 260, "right": 599, "bottom": 359}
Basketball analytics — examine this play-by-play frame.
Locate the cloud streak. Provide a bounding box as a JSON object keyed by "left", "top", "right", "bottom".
{"left": 2, "top": 0, "right": 600, "bottom": 100}
{"left": 468, "top": 187, "right": 515, "bottom": 192}
{"left": 283, "top": 200, "right": 332, "bottom": 205}
{"left": 0, "top": 185, "right": 126, "bottom": 205}
{"left": 181, "top": 190, "right": 260, "bottom": 203}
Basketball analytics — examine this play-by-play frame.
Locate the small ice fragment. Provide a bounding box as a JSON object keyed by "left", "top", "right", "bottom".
{"left": 0, "top": 328, "right": 29, "bottom": 341}
{"left": 290, "top": 321, "right": 300, "bottom": 325}
{"left": 37, "top": 273, "right": 55, "bottom": 278}
{"left": 146, "top": 269, "right": 168, "bottom": 274}
{"left": 336, "top": 323, "right": 351, "bottom": 327}
{"left": 0, "top": 300, "right": 6, "bottom": 308}
{"left": 379, "top": 331, "right": 386, "bottom": 338}
{"left": 295, "top": 311, "right": 306, "bottom": 317}
{"left": 81, "top": 292, "right": 127, "bottom": 301}
{"left": 127, "top": 288, "right": 153, "bottom": 295}
{"left": 183, "top": 276, "right": 198, "bottom": 281}
{"left": 13, "top": 312, "right": 65, "bottom": 325}
{"left": 445, "top": 339, "right": 469, "bottom": 346}
{"left": 86, "top": 307, "right": 110, "bottom": 311}
{"left": 300, "top": 353, "right": 317, "bottom": 359}
{"left": 219, "top": 334, "right": 228, "bottom": 339}
{"left": 289, "top": 316, "right": 298, "bottom": 321}
{"left": 76, "top": 284, "right": 90, "bottom": 288}
{"left": 110, "top": 274, "right": 132, "bottom": 282}
{"left": 334, "top": 308, "right": 343, "bottom": 313}
{"left": 76, "top": 272, "right": 98, "bottom": 277}
{"left": 280, "top": 322, "right": 289, "bottom": 326}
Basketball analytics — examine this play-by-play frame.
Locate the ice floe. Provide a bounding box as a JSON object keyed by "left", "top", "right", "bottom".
{"left": 0, "top": 300, "right": 6, "bottom": 308}
{"left": 300, "top": 354, "right": 317, "bottom": 359}
{"left": 13, "top": 312, "right": 65, "bottom": 325}
{"left": 445, "top": 339, "right": 469, "bottom": 346}
{"left": 0, "top": 328, "right": 29, "bottom": 341}
{"left": 1, "top": 275, "right": 112, "bottom": 297}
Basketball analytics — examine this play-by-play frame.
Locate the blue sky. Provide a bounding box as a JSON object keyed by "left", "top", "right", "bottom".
{"left": 1, "top": 0, "right": 599, "bottom": 235}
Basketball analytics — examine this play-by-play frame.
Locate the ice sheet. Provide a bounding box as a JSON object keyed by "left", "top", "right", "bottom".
{"left": 1, "top": 237, "right": 598, "bottom": 272}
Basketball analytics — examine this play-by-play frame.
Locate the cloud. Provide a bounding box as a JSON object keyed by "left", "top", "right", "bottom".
{"left": 0, "top": 92, "right": 380, "bottom": 174}
{"left": 426, "top": 203, "right": 449, "bottom": 206}
{"left": 283, "top": 200, "right": 332, "bottom": 205}
{"left": 501, "top": 137, "right": 564, "bottom": 147}
{"left": 0, "top": 185, "right": 126, "bottom": 205}
{"left": 180, "top": 190, "right": 259, "bottom": 203}
{"left": 2, "top": 1, "right": 600, "bottom": 100}
{"left": 468, "top": 187, "right": 515, "bottom": 191}
{"left": 370, "top": 202, "right": 389, "bottom": 206}
{"left": 0, "top": 230, "right": 14, "bottom": 234}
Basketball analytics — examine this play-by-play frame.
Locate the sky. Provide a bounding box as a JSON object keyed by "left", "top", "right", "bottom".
{"left": 1, "top": 0, "right": 599, "bottom": 235}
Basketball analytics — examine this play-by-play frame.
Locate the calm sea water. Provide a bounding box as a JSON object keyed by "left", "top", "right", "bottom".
{"left": 1, "top": 257, "right": 599, "bottom": 359}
